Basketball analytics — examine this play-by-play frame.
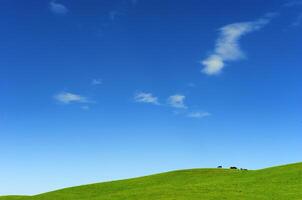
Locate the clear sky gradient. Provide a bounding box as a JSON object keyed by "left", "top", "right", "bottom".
{"left": 0, "top": 0, "right": 301, "bottom": 195}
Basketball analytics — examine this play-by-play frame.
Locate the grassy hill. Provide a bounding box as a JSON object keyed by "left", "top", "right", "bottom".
{"left": 1, "top": 162, "right": 301, "bottom": 200}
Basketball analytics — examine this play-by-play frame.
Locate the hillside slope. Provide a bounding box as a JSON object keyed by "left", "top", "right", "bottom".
{"left": 1, "top": 163, "right": 301, "bottom": 200}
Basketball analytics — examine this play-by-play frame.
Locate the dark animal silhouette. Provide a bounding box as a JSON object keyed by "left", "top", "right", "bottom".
{"left": 230, "top": 166, "right": 237, "bottom": 170}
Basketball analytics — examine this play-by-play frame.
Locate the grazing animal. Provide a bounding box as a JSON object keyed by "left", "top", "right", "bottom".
{"left": 230, "top": 166, "right": 238, "bottom": 170}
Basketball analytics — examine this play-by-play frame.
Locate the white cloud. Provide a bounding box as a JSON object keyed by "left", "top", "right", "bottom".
{"left": 187, "top": 111, "right": 211, "bottom": 119}
{"left": 134, "top": 92, "right": 159, "bottom": 105}
{"left": 54, "top": 92, "right": 89, "bottom": 104}
{"left": 202, "top": 55, "right": 224, "bottom": 75}
{"left": 49, "top": 1, "right": 69, "bottom": 15}
{"left": 133, "top": 92, "right": 212, "bottom": 119}
{"left": 167, "top": 94, "right": 187, "bottom": 109}
{"left": 201, "top": 14, "right": 275, "bottom": 75}
{"left": 91, "top": 79, "right": 103, "bottom": 85}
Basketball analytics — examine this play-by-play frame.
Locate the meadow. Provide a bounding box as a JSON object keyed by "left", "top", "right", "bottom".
{"left": 1, "top": 162, "right": 301, "bottom": 200}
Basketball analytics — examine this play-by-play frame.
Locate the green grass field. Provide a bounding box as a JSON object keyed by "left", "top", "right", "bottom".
{"left": 1, "top": 162, "right": 301, "bottom": 200}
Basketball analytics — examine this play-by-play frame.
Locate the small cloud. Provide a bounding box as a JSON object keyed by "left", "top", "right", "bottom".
{"left": 91, "top": 78, "right": 103, "bottom": 85}
{"left": 202, "top": 55, "right": 224, "bottom": 75}
{"left": 167, "top": 94, "right": 187, "bottom": 109}
{"left": 201, "top": 14, "right": 275, "bottom": 75}
{"left": 54, "top": 92, "right": 89, "bottom": 104}
{"left": 134, "top": 92, "right": 159, "bottom": 105}
{"left": 187, "top": 111, "right": 211, "bottom": 119}
{"left": 49, "top": 0, "right": 69, "bottom": 15}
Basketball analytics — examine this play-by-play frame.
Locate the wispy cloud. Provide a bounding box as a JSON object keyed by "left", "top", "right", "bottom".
{"left": 91, "top": 78, "right": 103, "bottom": 85}
{"left": 54, "top": 92, "right": 89, "bottom": 104}
{"left": 283, "top": 1, "right": 302, "bottom": 27}
{"left": 133, "top": 92, "right": 211, "bottom": 119}
{"left": 201, "top": 14, "right": 275, "bottom": 75}
{"left": 134, "top": 92, "right": 159, "bottom": 105}
{"left": 49, "top": 1, "right": 69, "bottom": 15}
{"left": 167, "top": 94, "right": 187, "bottom": 109}
{"left": 187, "top": 111, "right": 211, "bottom": 119}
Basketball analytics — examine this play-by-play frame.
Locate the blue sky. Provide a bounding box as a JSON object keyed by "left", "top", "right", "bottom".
{"left": 0, "top": 0, "right": 302, "bottom": 195}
